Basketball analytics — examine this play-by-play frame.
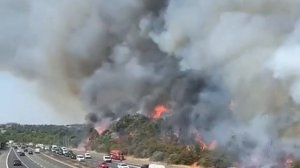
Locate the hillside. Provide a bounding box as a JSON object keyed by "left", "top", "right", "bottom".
{"left": 89, "top": 114, "right": 233, "bottom": 168}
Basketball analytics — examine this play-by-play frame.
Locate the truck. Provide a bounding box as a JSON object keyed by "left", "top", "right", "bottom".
{"left": 110, "top": 150, "right": 124, "bottom": 160}
{"left": 34, "top": 148, "right": 40, "bottom": 153}
{"left": 149, "top": 164, "right": 165, "bottom": 168}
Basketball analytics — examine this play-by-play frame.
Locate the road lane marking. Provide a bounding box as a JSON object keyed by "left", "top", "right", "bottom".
{"left": 33, "top": 154, "right": 60, "bottom": 168}
{"left": 6, "top": 148, "right": 12, "bottom": 168}
{"left": 41, "top": 152, "right": 78, "bottom": 168}
{"left": 13, "top": 149, "right": 30, "bottom": 168}
{"left": 26, "top": 154, "right": 45, "bottom": 168}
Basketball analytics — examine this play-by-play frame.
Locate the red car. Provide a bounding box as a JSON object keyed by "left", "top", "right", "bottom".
{"left": 97, "top": 162, "right": 109, "bottom": 168}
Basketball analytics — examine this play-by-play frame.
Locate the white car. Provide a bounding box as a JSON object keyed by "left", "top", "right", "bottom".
{"left": 103, "top": 155, "right": 112, "bottom": 162}
{"left": 34, "top": 148, "right": 40, "bottom": 153}
{"left": 76, "top": 155, "right": 85, "bottom": 162}
{"left": 63, "top": 149, "right": 68, "bottom": 154}
{"left": 16, "top": 149, "right": 21, "bottom": 153}
{"left": 84, "top": 152, "right": 92, "bottom": 159}
{"left": 117, "top": 163, "right": 129, "bottom": 168}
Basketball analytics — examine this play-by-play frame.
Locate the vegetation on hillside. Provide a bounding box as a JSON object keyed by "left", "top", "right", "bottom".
{"left": 0, "top": 124, "right": 87, "bottom": 146}
{"left": 90, "top": 114, "right": 233, "bottom": 167}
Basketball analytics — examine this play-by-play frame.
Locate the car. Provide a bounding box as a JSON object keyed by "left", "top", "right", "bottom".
{"left": 19, "top": 152, "right": 25, "bottom": 156}
{"left": 13, "top": 160, "right": 22, "bottom": 166}
{"left": 97, "top": 162, "right": 109, "bottom": 168}
{"left": 76, "top": 155, "right": 85, "bottom": 162}
{"left": 140, "top": 164, "right": 149, "bottom": 168}
{"left": 70, "top": 153, "right": 76, "bottom": 159}
{"left": 58, "top": 150, "right": 63, "bottom": 155}
{"left": 13, "top": 146, "right": 18, "bottom": 149}
{"left": 85, "top": 152, "right": 92, "bottom": 159}
{"left": 16, "top": 149, "right": 21, "bottom": 153}
{"left": 64, "top": 152, "right": 70, "bottom": 157}
{"left": 117, "top": 163, "right": 129, "bottom": 168}
{"left": 34, "top": 148, "right": 40, "bottom": 153}
{"left": 103, "top": 155, "right": 112, "bottom": 163}
{"left": 51, "top": 147, "right": 57, "bottom": 152}
{"left": 28, "top": 151, "right": 33, "bottom": 155}
{"left": 24, "top": 149, "right": 28, "bottom": 152}
{"left": 68, "top": 151, "right": 76, "bottom": 159}
{"left": 63, "top": 149, "right": 68, "bottom": 154}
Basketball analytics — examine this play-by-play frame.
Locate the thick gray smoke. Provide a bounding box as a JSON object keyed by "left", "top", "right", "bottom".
{"left": 2, "top": 0, "right": 300, "bottom": 166}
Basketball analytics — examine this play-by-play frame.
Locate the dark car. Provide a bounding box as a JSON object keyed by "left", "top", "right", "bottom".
{"left": 13, "top": 160, "right": 22, "bottom": 166}
{"left": 64, "top": 152, "right": 70, "bottom": 157}
{"left": 69, "top": 152, "right": 76, "bottom": 159}
{"left": 24, "top": 149, "right": 28, "bottom": 152}
{"left": 58, "top": 150, "right": 63, "bottom": 155}
{"left": 13, "top": 146, "right": 18, "bottom": 149}
{"left": 97, "top": 162, "right": 109, "bottom": 168}
{"left": 19, "top": 152, "right": 25, "bottom": 156}
{"left": 140, "top": 164, "right": 149, "bottom": 168}
{"left": 28, "top": 151, "right": 33, "bottom": 155}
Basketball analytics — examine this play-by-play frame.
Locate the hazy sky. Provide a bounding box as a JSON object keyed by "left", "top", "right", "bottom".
{"left": 0, "top": 72, "right": 82, "bottom": 125}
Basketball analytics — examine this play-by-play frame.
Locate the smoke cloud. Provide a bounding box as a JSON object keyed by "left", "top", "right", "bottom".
{"left": 2, "top": 0, "right": 300, "bottom": 166}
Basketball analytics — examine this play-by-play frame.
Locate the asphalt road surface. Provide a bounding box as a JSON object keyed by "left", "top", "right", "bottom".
{"left": 6, "top": 147, "right": 142, "bottom": 168}
{"left": 62, "top": 150, "right": 140, "bottom": 168}
{"left": 0, "top": 150, "right": 9, "bottom": 168}
{"left": 7, "top": 148, "right": 81, "bottom": 168}
{"left": 43, "top": 150, "right": 140, "bottom": 168}
{"left": 6, "top": 148, "right": 42, "bottom": 168}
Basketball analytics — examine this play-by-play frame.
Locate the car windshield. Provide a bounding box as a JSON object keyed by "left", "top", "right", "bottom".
{"left": 120, "top": 164, "right": 127, "bottom": 166}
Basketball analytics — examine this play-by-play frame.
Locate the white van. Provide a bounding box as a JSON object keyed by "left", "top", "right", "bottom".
{"left": 149, "top": 164, "right": 165, "bottom": 168}
{"left": 76, "top": 155, "right": 85, "bottom": 162}
{"left": 34, "top": 148, "right": 40, "bottom": 153}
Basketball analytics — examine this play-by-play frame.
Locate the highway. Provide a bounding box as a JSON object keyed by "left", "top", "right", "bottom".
{"left": 43, "top": 150, "right": 141, "bottom": 168}
{"left": 70, "top": 151, "right": 140, "bottom": 168}
{"left": 6, "top": 148, "right": 79, "bottom": 168}
{"left": 4, "top": 146, "right": 142, "bottom": 168}
{"left": 6, "top": 148, "right": 42, "bottom": 168}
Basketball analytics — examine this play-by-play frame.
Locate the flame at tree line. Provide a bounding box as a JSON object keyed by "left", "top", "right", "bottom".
{"left": 151, "top": 105, "right": 168, "bottom": 119}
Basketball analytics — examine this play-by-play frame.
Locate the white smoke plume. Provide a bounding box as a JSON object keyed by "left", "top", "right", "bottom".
{"left": 1, "top": 0, "right": 300, "bottom": 166}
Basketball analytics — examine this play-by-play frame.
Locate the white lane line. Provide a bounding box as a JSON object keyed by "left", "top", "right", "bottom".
{"left": 6, "top": 148, "right": 12, "bottom": 168}
{"left": 13, "top": 149, "right": 30, "bottom": 168}
{"left": 26, "top": 154, "right": 45, "bottom": 168}
{"left": 40, "top": 152, "right": 78, "bottom": 168}
{"left": 33, "top": 154, "right": 60, "bottom": 168}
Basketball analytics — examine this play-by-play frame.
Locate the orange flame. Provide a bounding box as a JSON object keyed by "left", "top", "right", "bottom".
{"left": 152, "top": 105, "right": 168, "bottom": 119}
{"left": 194, "top": 132, "right": 217, "bottom": 151}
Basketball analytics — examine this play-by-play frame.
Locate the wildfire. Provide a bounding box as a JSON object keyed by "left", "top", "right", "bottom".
{"left": 152, "top": 105, "right": 168, "bottom": 119}
{"left": 284, "top": 156, "right": 294, "bottom": 168}
{"left": 194, "top": 132, "right": 217, "bottom": 151}
{"left": 95, "top": 126, "right": 107, "bottom": 135}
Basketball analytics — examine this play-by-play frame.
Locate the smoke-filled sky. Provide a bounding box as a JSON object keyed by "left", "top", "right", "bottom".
{"left": 2, "top": 0, "right": 300, "bottom": 165}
